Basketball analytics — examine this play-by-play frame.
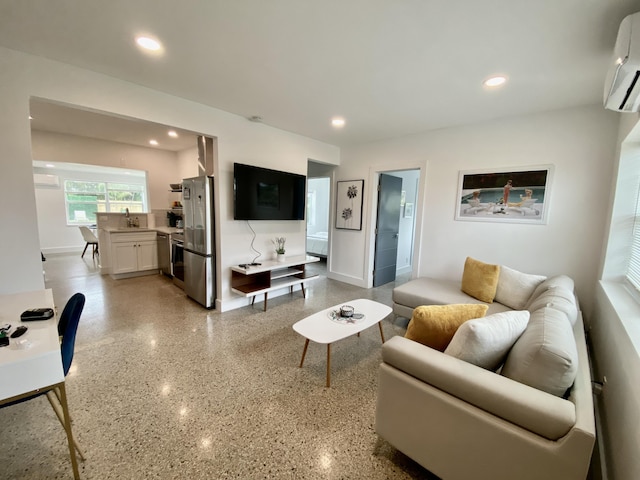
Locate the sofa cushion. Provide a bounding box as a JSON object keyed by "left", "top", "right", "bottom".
{"left": 405, "top": 304, "right": 489, "bottom": 351}
{"left": 495, "top": 265, "right": 546, "bottom": 310}
{"left": 525, "top": 275, "right": 575, "bottom": 309}
{"left": 526, "top": 286, "right": 578, "bottom": 325}
{"left": 444, "top": 310, "right": 530, "bottom": 371}
{"left": 381, "top": 336, "right": 577, "bottom": 440}
{"left": 392, "top": 277, "right": 512, "bottom": 320}
{"left": 461, "top": 257, "right": 500, "bottom": 303}
{"left": 501, "top": 307, "right": 578, "bottom": 397}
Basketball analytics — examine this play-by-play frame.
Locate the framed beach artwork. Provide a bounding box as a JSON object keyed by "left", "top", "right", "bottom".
{"left": 336, "top": 179, "right": 364, "bottom": 230}
{"left": 455, "top": 165, "right": 553, "bottom": 224}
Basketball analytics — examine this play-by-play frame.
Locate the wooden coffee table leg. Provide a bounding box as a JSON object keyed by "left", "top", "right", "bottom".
{"left": 299, "top": 339, "right": 310, "bottom": 367}
{"left": 326, "top": 343, "right": 331, "bottom": 388}
{"left": 378, "top": 321, "right": 386, "bottom": 343}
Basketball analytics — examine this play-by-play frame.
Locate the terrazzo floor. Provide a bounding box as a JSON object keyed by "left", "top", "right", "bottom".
{"left": 0, "top": 254, "right": 438, "bottom": 480}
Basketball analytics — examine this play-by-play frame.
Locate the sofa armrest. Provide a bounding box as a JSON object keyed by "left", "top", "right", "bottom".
{"left": 381, "top": 335, "right": 576, "bottom": 440}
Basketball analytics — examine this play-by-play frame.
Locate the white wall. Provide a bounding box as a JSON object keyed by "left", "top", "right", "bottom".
{"left": 0, "top": 46, "right": 340, "bottom": 304}
{"left": 177, "top": 146, "right": 199, "bottom": 180}
{"left": 32, "top": 130, "right": 182, "bottom": 253}
{"left": 32, "top": 130, "right": 183, "bottom": 211}
{"left": 589, "top": 113, "right": 640, "bottom": 480}
{"left": 335, "top": 105, "right": 619, "bottom": 317}
{"left": 33, "top": 162, "right": 147, "bottom": 254}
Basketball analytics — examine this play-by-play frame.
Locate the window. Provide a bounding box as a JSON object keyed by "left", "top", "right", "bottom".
{"left": 64, "top": 180, "right": 146, "bottom": 224}
{"left": 627, "top": 183, "right": 640, "bottom": 291}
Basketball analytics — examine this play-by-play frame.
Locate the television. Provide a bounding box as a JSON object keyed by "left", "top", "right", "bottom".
{"left": 233, "top": 163, "right": 306, "bottom": 220}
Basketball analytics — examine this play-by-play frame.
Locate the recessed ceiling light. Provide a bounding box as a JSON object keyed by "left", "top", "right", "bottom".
{"left": 483, "top": 75, "right": 508, "bottom": 88}
{"left": 29, "top": 115, "right": 34, "bottom": 120}
{"left": 149, "top": 139, "right": 159, "bottom": 146}
{"left": 331, "top": 117, "right": 346, "bottom": 128}
{"left": 168, "top": 130, "right": 178, "bottom": 138}
{"left": 136, "top": 35, "right": 162, "bottom": 51}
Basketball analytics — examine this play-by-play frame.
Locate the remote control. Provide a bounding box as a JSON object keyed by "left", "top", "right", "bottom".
{"left": 11, "top": 326, "right": 28, "bottom": 338}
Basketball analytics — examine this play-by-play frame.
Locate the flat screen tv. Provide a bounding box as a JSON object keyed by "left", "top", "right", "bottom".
{"left": 233, "top": 163, "right": 306, "bottom": 220}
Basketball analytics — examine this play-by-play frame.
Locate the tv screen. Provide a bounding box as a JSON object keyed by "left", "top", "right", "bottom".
{"left": 234, "top": 163, "right": 306, "bottom": 220}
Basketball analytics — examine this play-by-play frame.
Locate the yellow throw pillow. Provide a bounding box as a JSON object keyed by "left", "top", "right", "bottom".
{"left": 461, "top": 257, "right": 500, "bottom": 303}
{"left": 405, "top": 304, "right": 489, "bottom": 351}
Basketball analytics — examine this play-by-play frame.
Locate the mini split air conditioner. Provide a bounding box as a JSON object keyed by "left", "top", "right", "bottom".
{"left": 604, "top": 12, "right": 640, "bottom": 112}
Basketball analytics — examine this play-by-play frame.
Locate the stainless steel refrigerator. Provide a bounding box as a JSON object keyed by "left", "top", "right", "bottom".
{"left": 182, "top": 176, "right": 216, "bottom": 308}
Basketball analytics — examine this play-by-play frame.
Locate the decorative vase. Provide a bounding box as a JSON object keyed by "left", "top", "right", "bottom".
{"left": 277, "top": 253, "right": 286, "bottom": 262}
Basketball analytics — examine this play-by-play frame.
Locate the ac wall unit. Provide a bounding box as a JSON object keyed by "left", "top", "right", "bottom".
{"left": 604, "top": 12, "right": 640, "bottom": 112}
{"left": 33, "top": 173, "right": 60, "bottom": 187}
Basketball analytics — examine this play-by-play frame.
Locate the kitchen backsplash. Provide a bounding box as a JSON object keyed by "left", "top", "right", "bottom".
{"left": 96, "top": 212, "right": 150, "bottom": 229}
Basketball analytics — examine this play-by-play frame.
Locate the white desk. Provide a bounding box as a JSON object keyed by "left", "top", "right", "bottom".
{"left": 0, "top": 289, "right": 63, "bottom": 400}
{"left": 0, "top": 289, "right": 81, "bottom": 479}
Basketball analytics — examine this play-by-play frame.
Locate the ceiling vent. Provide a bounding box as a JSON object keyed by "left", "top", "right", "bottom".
{"left": 604, "top": 12, "right": 640, "bottom": 112}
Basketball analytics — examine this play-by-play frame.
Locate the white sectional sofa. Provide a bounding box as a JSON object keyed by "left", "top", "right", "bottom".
{"left": 376, "top": 272, "right": 596, "bottom": 480}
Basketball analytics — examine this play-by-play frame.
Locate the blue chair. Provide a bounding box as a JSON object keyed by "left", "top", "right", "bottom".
{"left": 1, "top": 292, "right": 86, "bottom": 470}
{"left": 57, "top": 292, "right": 85, "bottom": 339}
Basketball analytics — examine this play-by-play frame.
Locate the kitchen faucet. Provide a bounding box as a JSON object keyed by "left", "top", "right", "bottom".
{"left": 125, "top": 208, "right": 131, "bottom": 227}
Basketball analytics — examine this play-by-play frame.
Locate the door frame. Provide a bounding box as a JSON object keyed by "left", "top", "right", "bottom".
{"left": 364, "top": 164, "right": 425, "bottom": 288}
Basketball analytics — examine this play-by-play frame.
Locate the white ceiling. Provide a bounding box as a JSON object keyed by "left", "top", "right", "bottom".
{"left": 1, "top": 1, "right": 637, "bottom": 148}
{"left": 29, "top": 100, "right": 199, "bottom": 152}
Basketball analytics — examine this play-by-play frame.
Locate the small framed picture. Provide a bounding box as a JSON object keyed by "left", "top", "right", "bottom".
{"left": 336, "top": 180, "right": 364, "bottom": 230}
{"left": 404, "top": 202, "right": 414, "bottom": 218}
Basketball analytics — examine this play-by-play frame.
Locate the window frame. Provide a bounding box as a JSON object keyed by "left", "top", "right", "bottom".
{"left": 63, "top": 179, "right": 147, "bottom": 225}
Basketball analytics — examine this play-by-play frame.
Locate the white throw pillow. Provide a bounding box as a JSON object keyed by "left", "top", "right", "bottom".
{"left": 495, "top": 265, "right": 546, "bottom": 310}
{"left": 444, "top": 310, "right": 530, "bottom": 371}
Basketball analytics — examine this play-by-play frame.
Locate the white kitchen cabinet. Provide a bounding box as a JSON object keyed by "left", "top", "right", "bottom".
{"left": 136, "top": 240, "right": 158, "bottom": 271}
{"left": 110, "top": 232, "right": 158, "bottom": 275}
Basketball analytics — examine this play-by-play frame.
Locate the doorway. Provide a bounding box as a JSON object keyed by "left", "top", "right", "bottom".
{"left": 372, "top": 168, "right": 420, "bottom": 286}
{"left": 307, "top": 160, "right": 335, "bottom": 274}
{"left": 373, "top": 173, "right": 403, "bottom": 286}
{"left": 30, "top": 98, "right": 204, "bottom": 256}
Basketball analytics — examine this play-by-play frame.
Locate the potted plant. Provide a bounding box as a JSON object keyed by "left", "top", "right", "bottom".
{"left": 273, "top": 237, "right": 286, "bottom": 262}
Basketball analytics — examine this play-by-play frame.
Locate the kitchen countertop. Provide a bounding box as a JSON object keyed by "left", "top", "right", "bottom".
{"left": 154, "top": 226, "right": 183, "bottom": 234}
{"left": 103, "top": 227, "right": 155, "bottom": 233}
{"left": 101, "top": 226, "right": 183, "bottom": 234}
